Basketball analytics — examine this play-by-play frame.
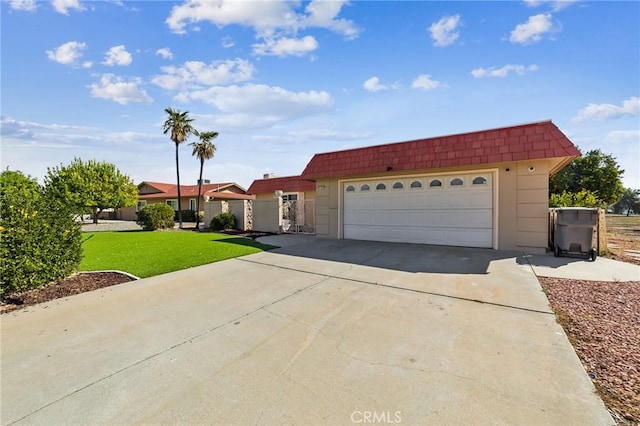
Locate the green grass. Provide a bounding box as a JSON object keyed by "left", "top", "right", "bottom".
{"left": 80, "top": 231, "right": 277, "bottom": 278}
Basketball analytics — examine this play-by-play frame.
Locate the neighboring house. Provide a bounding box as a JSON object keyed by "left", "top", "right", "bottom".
{"left": 299, "top": 120, "right": 580, "bottom": 253}
{"left": 119, "top": 181, "right": 252, "bottom": 221}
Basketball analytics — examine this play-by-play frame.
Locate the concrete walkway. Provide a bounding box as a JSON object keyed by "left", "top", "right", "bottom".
{"left": 1, "top": 239, "right": 613, "bottom": 425}
{"left": 523, "top": 253, "right": 640, "bottom": 282}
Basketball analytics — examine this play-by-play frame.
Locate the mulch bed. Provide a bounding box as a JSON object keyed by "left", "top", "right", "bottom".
{"left": 215, "top": 229, "right": 275, "bottom": 240}
{"left": 1, "top": 272, "right": 136, "bottom": 314}
{"left": 539, "top": 277, "right": 640, "bottom": 424}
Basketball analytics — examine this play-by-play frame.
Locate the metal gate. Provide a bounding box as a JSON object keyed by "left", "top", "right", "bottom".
{"left": 282, "top": 200, "right": 315, "bottom": 234}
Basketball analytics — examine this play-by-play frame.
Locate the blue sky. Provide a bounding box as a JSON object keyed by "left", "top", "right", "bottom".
{"left": 1, "top": 0, "right": 639, "bottom": 190}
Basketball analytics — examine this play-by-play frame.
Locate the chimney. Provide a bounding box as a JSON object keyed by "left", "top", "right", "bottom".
{"left": 263, "top": 173, "right": 276, "bottom": 179}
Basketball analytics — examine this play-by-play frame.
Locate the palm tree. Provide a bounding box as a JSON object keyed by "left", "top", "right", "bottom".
{"left": 190, "top": 130, "right": 218, "bottom": 229}
{"left": 162, "top": 107, "right": 194, "bottom": 228}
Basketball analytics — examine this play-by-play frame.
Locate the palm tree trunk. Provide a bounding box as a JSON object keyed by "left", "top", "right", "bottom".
{"left": 196, "top": 159, "right": 204, "bottom": 229}
{"left": 175, "top": 142, "right": 183, "bottom": 228}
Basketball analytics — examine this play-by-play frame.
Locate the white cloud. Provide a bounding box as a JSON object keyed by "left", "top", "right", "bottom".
{"left": 1, "top": 116, "right": 94, "bottom": 134}
{"left": 102, "top": 45, "right": 132, "bottom": 67}
{"left": 88, "top": 74, "right": 153, "bottom": 105}
{"left": 471, "top": 64, "right": 539, "bottom": 78}
{"left": 46, "top": 41, "right": 87, "bottom": 66}
{"left": 299, "top": 0, "right": 359, "bottom": 40}
{"left": 606, "top": 130, "right": 640, "bottom": 143}
{"left": 155, "top": 47, "right": 174, "bottom": 60}
{"left": 221, "top": 37, "right": 235, "bottom": 48}
{"left": 175, "top": 84, "right": 333, "bottom": 129}
{"left": 51, "top": 0, "right": 84, "bottom": 15}
{"left": 151, "top": 59, "right": 255, "bottom": 91}
{"left": 253, "top": 35, "right": 319, "bottom": 57}
{"left": 363, "top": 76, "right": 400, "bottom": 92}
{"left": 524, "top": 0, "right": 579, "bottom": 12}
{"left": 8, "top": 0, "right": 37, "bottom": 11}
{"left": 510, "top": 13, "right": 557, "bottom": 44}
{"left": 572, "top": 97, "right": 640, "bottom": 123}
{"left": 165, "top": 0, "right": 359, "bottom": 38}
{"left": 429, "top": 14, "right": 461, "bottom": 47}
{"left": 411, "top": 74, "right": 442, "bottom": 90}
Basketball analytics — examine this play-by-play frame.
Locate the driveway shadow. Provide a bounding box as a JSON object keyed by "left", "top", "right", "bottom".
{"left": 267, "top": 238, "right": 519, "bottom": 275}
{"left": 517, "top": 253, "right": 591, "bottom": 269}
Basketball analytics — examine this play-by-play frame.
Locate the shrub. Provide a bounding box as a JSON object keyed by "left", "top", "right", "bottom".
{"left": 178, "top": 209, "right": 197, "bottom": 222}
{"left": 549, "top": 190, "right": 602, "bottom": 208}
{"left": 210, "top": 212, "right": 236, "bottom": 231}
{"left": 1, "top": 170, "right": 82, "bottom": 297}
{"left": 137, "top": 203, "right": 175, "bottom": 231}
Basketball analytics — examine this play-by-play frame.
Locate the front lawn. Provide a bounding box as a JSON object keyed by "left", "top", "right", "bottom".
{"left": 80, "top": 231, "right": 276, "bottom": 278}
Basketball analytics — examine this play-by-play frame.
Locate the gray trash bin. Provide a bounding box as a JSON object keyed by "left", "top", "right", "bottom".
{"left": 552, "top": 208, "right": 598, "bottom": 261}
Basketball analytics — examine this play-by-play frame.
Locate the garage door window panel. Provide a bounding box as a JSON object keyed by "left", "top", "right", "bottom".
{"left": 410, "top": 180, "right": 423, "bottom": 189}
{"left": 429, "top": 179, "right": 442, "bottom": 188}
{"left": 473, "top": 177, "right": 487, "bottom": 185}
{"left": 450, "top": 178, "right": 464, "bottom": 187}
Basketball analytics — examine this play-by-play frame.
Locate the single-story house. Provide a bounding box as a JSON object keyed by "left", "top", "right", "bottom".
{"left": 299, "top": 120, "right": 580, "bottom": 253}
{"left": 119, "top": 181, "right": 253, "bottom": 221}
{"left": 247, "top": 174, "right": 316, "bottom": 202}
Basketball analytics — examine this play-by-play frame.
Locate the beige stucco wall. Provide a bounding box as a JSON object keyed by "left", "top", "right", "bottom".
{"left": 228, "top": 200, "right": 249, "bottom": 231}
{"left": 204, "top": 200, "right": 227, "bottom": 227}
{"left": 495, "top": 159, "right": 555, "bottom": 253}
{"left": 252, "top": 198, "right": 283, "bottom": 234}
{"left": 119, "top": 206, "right": 137, "bottom": 221}
{"left": 313, "top": 159, "right": 564, "bottom": 253}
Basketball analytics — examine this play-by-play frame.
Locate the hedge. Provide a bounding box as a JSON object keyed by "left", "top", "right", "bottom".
{"left": 0, "top": 170, "right": 82, "bottom": 297}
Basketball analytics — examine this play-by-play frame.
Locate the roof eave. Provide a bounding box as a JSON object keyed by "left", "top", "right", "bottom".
{"left": 549, "top": 154, "right": 579, "bottom": 177}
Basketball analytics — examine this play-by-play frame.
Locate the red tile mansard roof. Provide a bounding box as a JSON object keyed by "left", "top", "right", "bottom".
{"left": 247, "top": 175, "right": 316, "bottom": 195}
{"left": 300, "top": 120, "right": 580, "bottom": 181}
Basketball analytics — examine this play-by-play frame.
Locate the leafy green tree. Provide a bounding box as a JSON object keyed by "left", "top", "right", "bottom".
{"left": 162, "top": 107, "right": 194, "bottom": 228}
{"left": 190, "top": 130, "right": 218, "bottom": 229}
{"left": 550, "top": 148, "right": 624, "bottom": 206}
{"left": 549, "top": 190, "right": 601, "bottom": 208}
{"left": 1, "top": 170, "right": 82, "bottom": 296}
{"left": 45, "top": 158, "right": 138, "bottom": 224}
{"left": 611, "top": 188, "right": 640, "bottom": 216}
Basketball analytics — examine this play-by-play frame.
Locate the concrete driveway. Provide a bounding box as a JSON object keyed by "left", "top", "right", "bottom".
{"left": 1, "top": 238, "right": 613, "bottom": 425}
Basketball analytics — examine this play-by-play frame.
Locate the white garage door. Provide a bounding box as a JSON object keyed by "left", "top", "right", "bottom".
{"left": 342, "top": 173, "right": 494, "bottom": 248}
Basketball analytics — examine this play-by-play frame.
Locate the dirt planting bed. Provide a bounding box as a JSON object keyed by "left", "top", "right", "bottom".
{"left": 1, "top": 272, "right": 136, "bottom": 314}
{"left": 540, "top": 277, "right": 639, "bottom": 424}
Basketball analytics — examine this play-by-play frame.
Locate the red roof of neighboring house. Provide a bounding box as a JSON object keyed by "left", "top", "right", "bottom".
{"left": 139, "top": 182, "right": 245, "bottom": 199}
{"left": 300, "top": 121, "right": 580, "bottom": 180}
{"left": 206, "top": 192, "right": 255, "bottom": 201}
{"left": 247, "top": 175, "right": 316, "bottom": 194}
